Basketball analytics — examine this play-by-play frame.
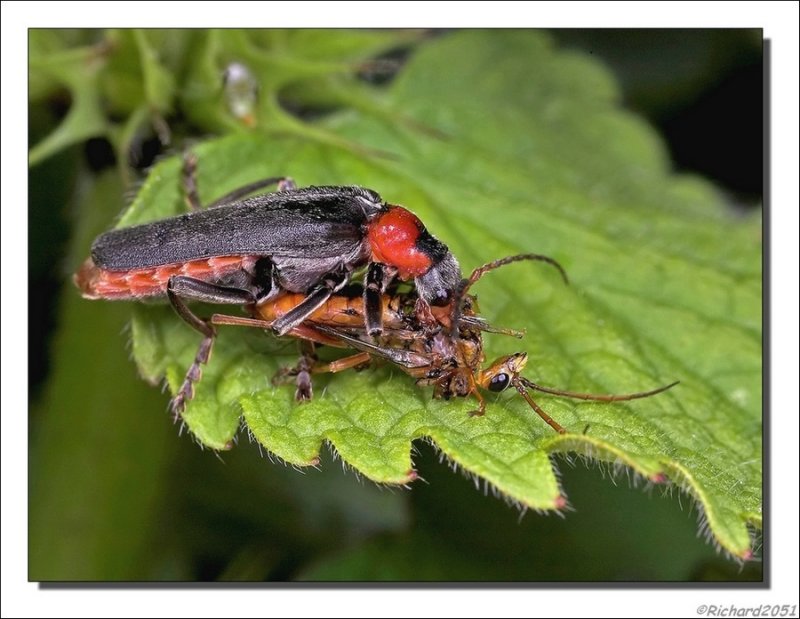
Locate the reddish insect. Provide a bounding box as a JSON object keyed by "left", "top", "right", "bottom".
{"left": 76, "top": 154, "right": 677, "bottom": 428}
{"left": 211, "top": 255, "right": 678, "bottom": 434}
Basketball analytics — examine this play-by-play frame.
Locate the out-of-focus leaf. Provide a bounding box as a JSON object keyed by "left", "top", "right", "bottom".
{"left": 29, "top": 172, "right": 173, "bottom": 580}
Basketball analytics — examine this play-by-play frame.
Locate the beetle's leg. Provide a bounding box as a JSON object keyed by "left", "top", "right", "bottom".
{"left": 206, "top": 176, "right": 296, "bottom": 209}
{"left": 271, "top": 341, "right": 317, "bottom": 401}
{"left": 166, "top": 288, "right": 215, "bottom": 422}
{"left": 312, "top": 325, "right": 431, "bottom": 369}
{"left": 293, "top": 354, "right": 314, "bottom": 401}
{"left": 182, "top": 152, "right": 202, "bottom": 212}
{"left": 279, "top": 350, "right": 373, "bottom": 394}
{"left": 182, "top": 151, "right": 296, "bottom": 210}
{"left": 277, "top": 178, "right": 297, "bottom": 191}
{"left": 293, "top": 340, "right": 318, "bottom": 401}
{"left": 169, "top": 329, "right": 215, "bottom": 422}
{"left": 166, "top": 276, "right": 256, "bottom": 420}
{"left": 271, "top": 269, "right": 350, "bottom": 337}
{"left": 271, "top": 365, "right": 297, "bottom": 386}
{"left": 168, "top": 276, "right": 256, "bottom": 307}
{"left": 273, "top": 348, "right": 373, "bottom": 401}
{"left": 312, "top": 352, "right": 373, "bottom": 374}
{"left": 467, "top": 393, "right": 487, "bottom": 417}
{"left": 252, "top": 257, "right": 280, "bottom": 303}
{"left": 412, "top": 297, "right": 440, "bottom": 332}
{"left": 466, "top": 374, "right": 487, "bottom": 418}
{"left": 363, "top": 263, "right": 396, "bottom": 337}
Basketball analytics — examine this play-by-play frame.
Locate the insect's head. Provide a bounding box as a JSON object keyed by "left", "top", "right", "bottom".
{"left": 477, "top": 351, "right": 567, "bottom": 434}
{"left": 477, "top": 349, "right": 678, "bottom": 436}
{"left": 477, "top": 352, "right": 528, "bottom": 393}
{"left": 367, "top": 204, "right": 463, "bottom": 305}
{"left": 414, "top": 251, "right": 462, "bottom": 306}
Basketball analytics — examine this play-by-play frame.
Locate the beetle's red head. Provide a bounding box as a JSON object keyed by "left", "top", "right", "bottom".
{"left": 367, "top": 205, "right": 462, "bottom": 305}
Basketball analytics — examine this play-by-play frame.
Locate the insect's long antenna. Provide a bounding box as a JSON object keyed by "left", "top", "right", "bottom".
{"left": 468, "top": 254, "right": 569, "bottom": 291}
{"left": 518, "top": 377, "right": 680, "bottom": 402}
{"left": 450, "top": 253, "right": 569, "bottom": 337}
{"left": 510, "top": 377, "right": 678, "bottom": 435}
{"left": 511, "top": 377, "right": 567, "bottom": 434}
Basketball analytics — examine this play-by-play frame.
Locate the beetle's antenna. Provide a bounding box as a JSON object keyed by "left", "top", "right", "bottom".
{"left": 469, "top": 254, "right": 569, "bottom": 291}
{"left": 518, "top": 377, "right": 680, "bottom": 402}
{"left": 511, "top": 377, "right": 567, "bottom": 434}
{"left": 450, "top": 253, "right": 569, "bottom": 337}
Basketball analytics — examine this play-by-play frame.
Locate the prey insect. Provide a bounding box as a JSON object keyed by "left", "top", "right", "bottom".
{"left": 75, "top": 154, "right": 463, "bottom": 416}
{"left": 212, "top": 255, "right": 678, "bottom": 434}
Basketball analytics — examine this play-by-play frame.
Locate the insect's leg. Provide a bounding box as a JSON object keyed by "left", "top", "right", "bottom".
{"left": 427, "top": 368, "right": 487, "bottom": 417}
{"left": 182, "top": 152, "right": 202, "bottom": 212}
{"left": 449, "top": 253, "right": 570, "bottom": 337}
{"left": 182, "top": 150, "right": 295, "bottom": 210}
{"left": 363, "top": 263, "right": 396, "bottom": 337}
{"left": 278, "top": 178, "right": 297, "bottom": 191}
{"left": 166, "top": 276, "right": 256, "bottom": 420}
{"left": 271, "top": 366, "right": 296, "bottom": 386}
{"left": 166, "top": 288, "right": 214, "bottom": 421}
{"left": 271, "top": 341, "right": 319, "bottom": 401}
{"left": 168, "top": 276, "right": 256, "bottom": 308}
{"left": 206, "top": 176, "right": 296, "bottom": 209}
{"left": 270, "top": 270, "right": 350, "bottom": 337}
{"left": 312, "top": 324, "right": 431, "bottom": 369}
{"left": 294, "top": 340, "right": 318, "bottom": 401}
{"left": 169, "top": 330, "right": 215, "bottom": 422}
{"left": 414, "top": 296, "right": 439, "bottom": 331}
{"left": 276, "top": 350, "right": 372, "bottom": 401}
{"left": 466, "top": 373, "right": 487, "bottom": 417}
{"left": 212, "top": 313, "right": 344, "bottom": 347}
{"left": 252, "top": 257, "right": 279, "bottom": 303}
{"left": 312, "top": 352, "right": 373, "bottom": 374}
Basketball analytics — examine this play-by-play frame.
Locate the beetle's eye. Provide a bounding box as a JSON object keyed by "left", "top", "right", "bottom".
{"left": 488, "top": 373, "right": 510, "bottom": 392}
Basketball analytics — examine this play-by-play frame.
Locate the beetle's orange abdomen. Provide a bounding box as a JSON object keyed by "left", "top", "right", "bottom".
{"left": 74, "top": 255, "right": 256, "bottom": 299}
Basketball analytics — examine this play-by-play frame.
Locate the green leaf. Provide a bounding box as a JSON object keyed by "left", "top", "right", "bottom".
{"left": 30, "top": 172, "right": 175, "bottom": 580}
{"left": 105, "top": 31, "right": 759, "bottom": 558}
{"left": 28, "top": 40, "right": 109, "bottom": 166}
{"left": 178, "top": 29, "right": 413, "bottom": 134}
{"left": 28, "top": 29, "right": 413, "bottom": 167}
{"left": 100, "top": 30, "right": 178, "bottom": 116}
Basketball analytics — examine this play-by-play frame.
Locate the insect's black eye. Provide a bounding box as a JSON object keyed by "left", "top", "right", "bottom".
{"left": 488, "top": 373, "right": 510, "bottom": 392}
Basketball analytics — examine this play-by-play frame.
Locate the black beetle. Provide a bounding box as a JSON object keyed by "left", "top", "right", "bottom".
{"left": 75, "top": 154, "right": 462, "bottom": 416}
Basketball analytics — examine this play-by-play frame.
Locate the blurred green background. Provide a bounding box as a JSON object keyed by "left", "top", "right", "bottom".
{"left": 29, "top": 29, "right": 762, "bottom": 582}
